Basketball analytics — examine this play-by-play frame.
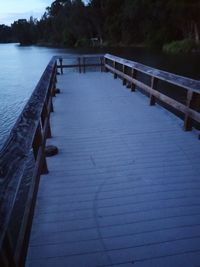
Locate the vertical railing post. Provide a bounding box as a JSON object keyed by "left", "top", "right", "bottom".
{"left": 184, "top": 90, "right": 194, "bottom": 131}
{"left": 50, "top": 96, "right": 54, "bottom": 113}
{"left": 59, "top": 58, "right": 63, "bottom": 74}
{"left": 50, "top": 64, "right": 57, "bottom": 103}
{"left": 131, "top": 68, "right": 137, "bottom": 92}
{"left": 41, "top": 102, "right": 52, "bottom": 139}
{"left": 83, "top": 57, "right": 86, "bottom": 73}
{"left": 53, "top": 60, "right": 57, "bottom": 85}
{"left": 122, "top": 65, "right": 126, "bottom": 86}
{"left": 126, "top": 67, "right": 132, "bottom": 89}
{"left": 78, "top": 57, "right": 81, "bottom": 73}
{"left": 149, "top": 76, "right": 158, "bottom": 106}
{"left": 100, "top": 57, "right": 103, "bottom": 72}
{"left": 32, "top": 123, "right": 48, "bottom": 174}
{"left": 104, "top": 57, "right": 108, "bottom": 72}
{"left": 113, "top": 61, "right": 117, "bottom": 79}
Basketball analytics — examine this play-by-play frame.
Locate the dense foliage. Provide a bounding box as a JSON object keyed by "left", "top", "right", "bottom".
{"left": 0, "top": 25, "right": 13, "bottom": 43}
{"left": 1, "top": 0, "right": 200, "bottom": 50}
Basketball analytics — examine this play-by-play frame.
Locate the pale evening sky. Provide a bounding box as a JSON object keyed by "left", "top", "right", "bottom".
{"left": 0, "top": 0, "right": 88, "bottom": 26}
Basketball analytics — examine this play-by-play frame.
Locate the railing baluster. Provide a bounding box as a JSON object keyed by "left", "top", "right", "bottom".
{"left": 42, "top": 102, "right": 52, "bottom": 139}
{"left": 32, "top": 122, "right": 48, "bottom": 174}
{"left": 59, "top": 58, "right": 63, "bottom": 74}
{"left": 131, "top": 68, "right": 137, "bottom": 92}
{"left": 122, "top": 65, "right": 126, "bottom": 86}
{"left": 78, "top": 57, "right": 81, "bottom": 73}
{"left": 100, "top": 57, "right": 103, "bottom": 72}
{"left": 83, "top": 57, "right": 86, "bottom": 73}
{"left": 184, "top": 91, "right": 194, "bottom": 131}
{"left": 113, "top": 61, "right": 117, "bottom": 79}
{"left": 150, "top": 77, "right": 158, "bottom": 106}
{"left": 103, "top": 57, "right": 109, "bottom": 72}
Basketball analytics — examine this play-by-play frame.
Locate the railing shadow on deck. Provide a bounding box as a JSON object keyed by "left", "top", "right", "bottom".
{"left": 0, "top": 53, "right": 200, "bottom": 267}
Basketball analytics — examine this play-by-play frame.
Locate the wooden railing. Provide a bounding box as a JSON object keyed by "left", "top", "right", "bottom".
{"left": 57, "top": 54, "right": 104, "bottom": 73}
{"left": 0, "top": 56, "right": 57, "bottom": 267}
{"left": 104, "top": 54, "right": 200, "bottom": 134}
{"left": 0, "top": 54, "right": 103, "bottom": 267}
{"left": 0, "top": 53, "right": 199, "bottom": 266}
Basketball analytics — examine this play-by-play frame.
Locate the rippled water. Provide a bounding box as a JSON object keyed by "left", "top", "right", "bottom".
{"left": 0, "top": 44, "right": 200, "bottom": 148}
{"left": 0, "top": 44, "right": 85, "bottom": 148}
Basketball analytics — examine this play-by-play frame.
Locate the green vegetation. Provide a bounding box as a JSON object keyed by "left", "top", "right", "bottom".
{"left": 163, "top": 39, "right": 199, "bottom": 54}
{"left": 1, "top": 0, "right": 200, "bottom": 52}
{"left": 0, "top": 25, "right": 13, "bottom": 43}
{"left": 12, "top": 17, "right": 38, "bottom": 45}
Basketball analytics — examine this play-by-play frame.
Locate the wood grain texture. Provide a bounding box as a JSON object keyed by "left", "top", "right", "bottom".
{"left": 0, "top": 57, "right": 56, "bottom": 247}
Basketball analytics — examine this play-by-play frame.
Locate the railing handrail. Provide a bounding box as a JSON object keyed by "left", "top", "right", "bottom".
{"left": 0, "top": 56, "right": 57, "bottom": 266}
{"left": 57, "top": 54, "right": 105, "bottom": 59}
{"left": 57, "top": 54, "right": 104, "bottom": 74}
{"left": 105, "top": 54, "right": 200, "bottom": 93}
{"left": 104, "top": 54, "right": 200, "bottom": 133}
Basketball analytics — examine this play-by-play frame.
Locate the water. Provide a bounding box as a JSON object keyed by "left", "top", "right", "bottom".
{"left": 0, "top": 43, "right": 200, "bottom": 148}
{"left": 0, "top": 43, "right": 84, "bottom": 147}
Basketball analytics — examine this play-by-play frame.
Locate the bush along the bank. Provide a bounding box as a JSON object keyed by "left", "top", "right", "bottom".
{"left": 163, "top": 39, "right": 199, "bottom": 54}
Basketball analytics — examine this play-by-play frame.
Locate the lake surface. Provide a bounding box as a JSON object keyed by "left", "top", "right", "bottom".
{"left": 0, "top": 43, "right": 200, "bottom": 148}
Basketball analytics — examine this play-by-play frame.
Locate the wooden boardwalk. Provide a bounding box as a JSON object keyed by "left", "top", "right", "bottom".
{"left": 26, "top": 70, "right": 200, "bottom": 267}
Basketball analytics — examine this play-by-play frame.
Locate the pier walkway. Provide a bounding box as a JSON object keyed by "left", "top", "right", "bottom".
{"left": 26, "top": 69, "right": 200, "bottom": 266}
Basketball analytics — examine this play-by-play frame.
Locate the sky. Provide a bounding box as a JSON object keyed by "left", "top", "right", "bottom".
{"left": 0, "top": 0, "right": 85, "bottom": 26}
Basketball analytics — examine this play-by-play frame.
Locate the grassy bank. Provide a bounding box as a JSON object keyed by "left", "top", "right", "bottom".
{"left": 163, "top": 39, "right": 200, "bottom": 54}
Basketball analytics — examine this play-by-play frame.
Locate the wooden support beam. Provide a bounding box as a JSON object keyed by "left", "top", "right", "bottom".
{"left": 32, "top": 123, "right": 48, "bottom": 174}
{"left": 83, "top": 57, "right": 86, "bottom": 73}
{"left": 100, "top": 57, "right": 103, "bottom": 72}
{"left": 113, "top": 61, "right": 117, "bottom": 79}
{"left": 122, "top": 65, "right": 126, "bottom": 86}
{"left": 58, "top": 58, "right": 63, "bottom": 74}
{"left": 184, "top": 91, "right": 194, "bottom": 131}
{"left": 103, "top": 57, "right": 108, "bottom": 72}
{"left": 50, "top": 98, "right": 54, "bottom": 113}
{"left": 131, "top": 68, "right": 137, "bottom": 92}
{"left": 150, "top": 77, "right": 158, "bottom": 106}
{"left": 44, "top": 102, "right": 52, "bottom": 138}
{"left": 78, "top": 57, "right": 81, "bottom": 73}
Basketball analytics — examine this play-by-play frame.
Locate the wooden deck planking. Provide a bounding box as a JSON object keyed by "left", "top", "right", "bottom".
{"left": 26, "top": 71, "right": 200, "bottom": 267}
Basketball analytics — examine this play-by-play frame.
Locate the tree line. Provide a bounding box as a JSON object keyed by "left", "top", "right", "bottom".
{"left": 0, "top": 0, "right": 200, "bottom": 50}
